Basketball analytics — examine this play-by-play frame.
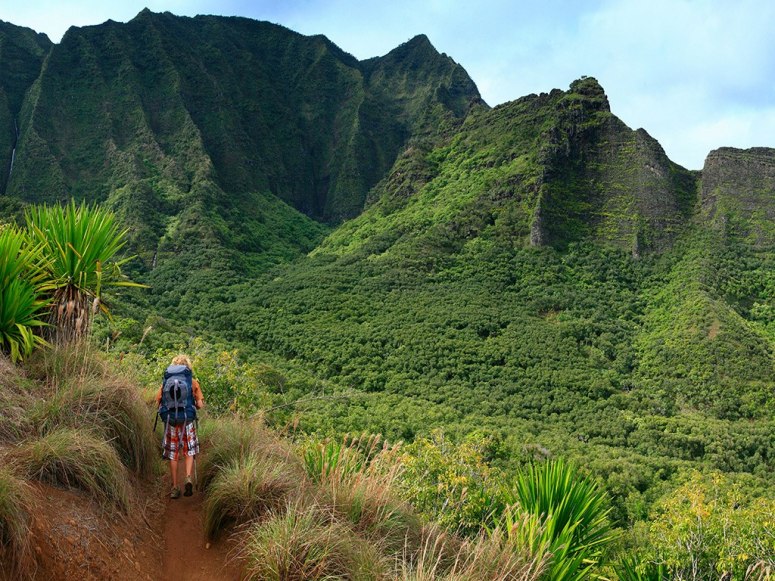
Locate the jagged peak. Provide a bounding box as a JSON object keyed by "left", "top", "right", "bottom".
{"left": 379, "top": 33, "right": 442, "bottom": 62}
{"left": 568, "top": 76, "right": 610, "bottom": 112}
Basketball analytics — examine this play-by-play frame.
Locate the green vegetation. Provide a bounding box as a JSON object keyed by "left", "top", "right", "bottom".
{"left": 25, "top": 201, "right": 144, "bottom": 343}
{"left": 1, "top": 11, "right": 775, "bottom": 577}
{"left": 502, "top": 459, "right": 615, "bottom": 581}
{"left": 0, "top": 225, "right": 48, "bottom": 361}
{"left": 0, "top": 201, "right": 142, "bottom": 361}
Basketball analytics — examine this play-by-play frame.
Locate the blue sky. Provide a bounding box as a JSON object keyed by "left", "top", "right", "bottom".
{"left": 2, "top": 0, "right": 774, "bottom": 170}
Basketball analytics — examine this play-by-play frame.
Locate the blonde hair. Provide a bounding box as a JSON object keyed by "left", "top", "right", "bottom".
{"left": 171, "top": 354, "right": 193, "bottom": 369}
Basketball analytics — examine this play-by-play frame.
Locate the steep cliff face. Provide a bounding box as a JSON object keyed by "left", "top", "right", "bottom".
{"left": 321, "top": 77, "right": 697, "bottom": 258}
{"left": 700, "top": 147, "right": 775, "bottom": 245}
{"left": 0, "top": 21, "right": 51, "bottom": 193}
{"left": 5, "top": 11, "right": 482, "bottom": 224}
{"left": 530, "top": 78, "right": 696, "bottom": 254}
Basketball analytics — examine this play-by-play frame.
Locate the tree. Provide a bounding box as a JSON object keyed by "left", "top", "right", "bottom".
{"left": 25, "top": 200, "right": 145, "bottom": 343}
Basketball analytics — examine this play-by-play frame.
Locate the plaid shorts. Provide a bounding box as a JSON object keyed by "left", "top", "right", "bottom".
{"left": 161, "top": 421, "right": 200, "bottom": 461}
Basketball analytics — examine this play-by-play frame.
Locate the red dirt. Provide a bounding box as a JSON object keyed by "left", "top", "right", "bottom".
{"left": 26, "top": 483, "right": 161, "bottom": 581}
{"left": 16, "top": 473, "right": 241, "bottom": 580}
{"left": 160, "top": 470, "right": 241, "bottom": 581}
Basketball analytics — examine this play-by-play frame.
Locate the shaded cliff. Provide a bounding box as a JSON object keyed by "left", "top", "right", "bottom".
{"left": 700, "top": 147, "right": 775, "bottom": 245}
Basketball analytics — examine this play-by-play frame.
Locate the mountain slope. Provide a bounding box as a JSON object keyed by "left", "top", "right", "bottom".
{"left": 2, "top": 11, "right": 484, "bottom": 312}
{"left": 0, "top": 21, "right": 51, "bottom": 194}
{"left": 320, "top": 77, "right": 696, "bottom": 259}
{"left": 198, "top": 80, "right": 774, "bottom": 496}
{"left": 6, "top": 10, "right": 482, "bottom": 222}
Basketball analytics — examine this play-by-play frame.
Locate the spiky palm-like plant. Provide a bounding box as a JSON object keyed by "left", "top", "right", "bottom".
{"left": 25, "top": 201, "right": 144, "bottom": 343}
{"left": 0, "top": 226, "right": 49, "bottom": 362}
{"left": 501, "top": 458, "right": 617, "bottom": 581}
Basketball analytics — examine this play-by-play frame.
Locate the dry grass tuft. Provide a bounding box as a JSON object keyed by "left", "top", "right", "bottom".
{"left": 306, "top": 434, "right": 422, "bottom": 556}
{"left": 0, "top": 466, "right": 35, "bottom": 580}
{"left": 203, "top": 452, "right": 305, "bottom": 541}
{"left": 199, "top": 416, "right": 302, "bottom": 491}
{"left": 28, "top": 375, "right": 155, "bottom": 477}
{"left": 398, "top": 524, "right": 548, "bottom": 581}
{"left": 241, "top": 501, "right": 387, "bottom": 581}
{"left": 8, "top": 428, "right": 132, "bottom": 513}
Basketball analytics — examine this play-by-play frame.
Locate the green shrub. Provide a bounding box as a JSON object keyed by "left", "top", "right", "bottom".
{"left": 0, "top": 225, "right": 48, "bottom": 362}
{"left": 613, "top": 556, "right": 669, "bottom": 580}
{"left": 0, "top": 467, "right": 34, "bottom": 580}
{"left": 25, "top": 200, "right": 144, "bottom": 344}
{"left": 9, "top": 428, "right": 131, "bottom": 512}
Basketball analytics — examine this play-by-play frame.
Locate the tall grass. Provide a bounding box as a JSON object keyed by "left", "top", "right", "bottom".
{"left": 28, "top": 374, "right": 155, "bottom": 477}
{"left": 23, "top": 341, "right": 111, "bottom": 386}
{"left": 302, "top": 433, "right": 383, "bottom": 484}
{"left": 0, "top": 467, "right": 34, "bottom": 580}
{"left": 198, "top": 417, "right": 301, "bottom": 492}
{"left": 9, "top": 428, "right": 131, "bottom": 512}
{"left": 203, "top": 452, "right": 303, "bottom": 540}
{"left": 19, "top": 344, "right": 156, "bottom": 477}
{"left": 241, "top": 502, "right": 387, "bottom": 580}
{"left": 304, "top": 434, "right": 421, "bottom": 555}
{"left": 398, "top": 525, "right": 547, "bottom": 581}
{"left": 0, "top": 356, "right": 38, "bottom": 443}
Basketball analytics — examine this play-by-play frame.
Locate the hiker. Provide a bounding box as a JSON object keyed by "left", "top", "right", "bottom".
{"left": 156, "top": 354, "right": 204, "bottom": 499}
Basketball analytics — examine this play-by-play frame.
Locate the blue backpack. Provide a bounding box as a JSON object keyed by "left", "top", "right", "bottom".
{"left": 158, "top": 364, "right": 197, "bottom": 426}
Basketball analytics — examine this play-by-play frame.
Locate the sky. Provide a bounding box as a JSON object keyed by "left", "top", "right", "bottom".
{"left": 2, "top": 0, "right": 774, "bottom": 170}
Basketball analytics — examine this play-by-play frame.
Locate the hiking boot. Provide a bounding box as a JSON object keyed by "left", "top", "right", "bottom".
{"left": 170, "top": 486, "right": 181, "bottom": 499}
{"left": 184, "top": 477, "right": 193, "bottom": 497}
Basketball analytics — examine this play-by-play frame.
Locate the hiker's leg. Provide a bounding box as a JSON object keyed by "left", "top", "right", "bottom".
{"left": 184, "top": 454, "right": 194, "bottom": 478}
{"left": 169, "top": 459, "right": 179, "bottom": 487}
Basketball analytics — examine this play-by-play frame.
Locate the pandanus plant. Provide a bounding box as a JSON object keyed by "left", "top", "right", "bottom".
{"left": 25, "top": 200, "right": 145, "bottom": 344}
{"left": 499, "top": 458, "right": 617, "bottom": 581}
{"left": 0, "top": 225, "right": 49, "bottom": 361}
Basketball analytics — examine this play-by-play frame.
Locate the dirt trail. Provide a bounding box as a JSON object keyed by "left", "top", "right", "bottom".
{"left": 161, "top": 475, "right": 241, "bottom": 581}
